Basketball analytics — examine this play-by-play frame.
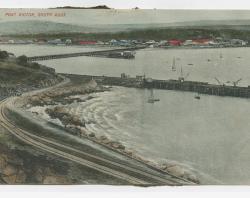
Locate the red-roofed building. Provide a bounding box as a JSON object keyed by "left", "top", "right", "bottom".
{"left": 192, "top": 38, "right": 213, "bottom": 45}
{"left": 169, "top": 39, "right": 183, "bottom": 46}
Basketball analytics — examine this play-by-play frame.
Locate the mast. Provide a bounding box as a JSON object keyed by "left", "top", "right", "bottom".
{"left": 220, "top": 53, "right": 223, "bottom": 59}
{"left": 150, "top": 88, "right": 154, "bottom": 100}
{"left": 172, "top": 57, "right": 176, "bottom": 71}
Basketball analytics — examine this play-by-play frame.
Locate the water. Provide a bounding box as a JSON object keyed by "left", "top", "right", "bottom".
{"left": 2, "top": 45, "right": 250, "bottom": 85}
{"left": 76, "top": 87, "right": 250, "bottom": 184}
{"left": 2, "top": 44, "right": 250, "bottom": 184}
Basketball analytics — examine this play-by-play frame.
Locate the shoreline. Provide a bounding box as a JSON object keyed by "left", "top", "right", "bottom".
{"left": 15, "top": 76, "right": 199, "bottom": 184}
{"left": 1, "top": 43, "right": 250, "bottom": 50}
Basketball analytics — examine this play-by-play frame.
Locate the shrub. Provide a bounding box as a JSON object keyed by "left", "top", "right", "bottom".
{"left": 0, "top": 51, "right": 9, "bottom": 60}
{"left": 17, "top": 55, "right": 28, "bottom": 65}
{"left": 31, "top": 62, "right": 40, "bottom": 69}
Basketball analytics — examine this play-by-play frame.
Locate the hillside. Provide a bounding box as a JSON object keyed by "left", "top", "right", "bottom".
{"left": 0, "top": 52, "right": 62, "bottom": 99}
{"left": 52, "top": 5, "right": 111, "bottom": 9}
{"left": 3, "top": 19, "right": 250, "bottom": 36}
{"left": 0, "top": 61, "right": 57, "bottom": 84}
{"left": 0, "top": 21, "right": 89, "bottom": 35}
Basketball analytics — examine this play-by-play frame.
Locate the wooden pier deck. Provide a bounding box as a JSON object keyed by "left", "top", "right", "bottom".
{"left": 63, "top": 74, "right": 250, "bottom": 99}
{"left": 27, "top": 47, "right": 146, "bottom": 61}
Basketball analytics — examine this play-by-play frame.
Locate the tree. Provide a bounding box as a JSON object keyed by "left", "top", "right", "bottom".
{"left": 17, "top": 55, "right": 28, "bottom": 65}
{"left": 0, "top": 51, "right": 9, "bottom": 60}
{"left": 31, "top": 62, "right": 40, "bottom": 69}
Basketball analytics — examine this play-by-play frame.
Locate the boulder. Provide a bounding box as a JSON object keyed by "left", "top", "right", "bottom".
{"left": 101, "top": 138, "right": 111, "bottom": 144}
{"left": 124, "top": 150, "right": 133, "bottom": 156}
{"left": 80, "top": 128, "right": 86, "bottom": 136}
{"left": 110, "top": 141, "right": 125, "bottom": 150}
{"left": 88, "top": 132, "right": 95, "bottom": 138}
{"left": 166, "top": 165, "right": 185, "bottom": 178}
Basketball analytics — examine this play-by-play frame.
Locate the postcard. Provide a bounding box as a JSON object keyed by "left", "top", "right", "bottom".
{"left": 0, "top": 5, "right": 250, "bottom": 186}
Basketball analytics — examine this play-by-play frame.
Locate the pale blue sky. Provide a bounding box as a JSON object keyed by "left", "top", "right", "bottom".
{"left": 1, "top": 0, "right": 250, "bottom": 9}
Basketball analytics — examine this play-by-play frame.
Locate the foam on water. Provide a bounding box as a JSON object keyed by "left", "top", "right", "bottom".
{"left": 11, "top": 45, "right": 250, "bottom": 184}
{"left": 61, "top": 86, "right": 250, "bottom": 184}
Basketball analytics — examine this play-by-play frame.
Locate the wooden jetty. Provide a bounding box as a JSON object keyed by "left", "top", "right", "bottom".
{"left": 63, "top": 74, "right": 250, "bottom": 99}
{"left": 143, "top": 79, "right": 250, "bottom": 98}
{"left": 27, "top": 47, "right": 146, "bottom": 61}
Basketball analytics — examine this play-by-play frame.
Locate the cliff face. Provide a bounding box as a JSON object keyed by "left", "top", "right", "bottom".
{"left": 0, "top": 143, "right": 72, "bottom": 184}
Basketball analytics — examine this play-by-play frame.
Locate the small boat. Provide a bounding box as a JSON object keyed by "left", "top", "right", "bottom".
{"left": 148, "top": 89, "right": 160, "bottom": 103}
{"left": 194, "top": 93, "right": 201, "bottom": 100}
{"left": 207, "top": 59, "right": 211, "bottom": 62}
{"left": 171, "top": 57, "right": 176, "bottom": 71}
{"left": 188, "top": 63, "right": 193, "bottom": 66}
{"left": 237, "top": 56, "right": 241, "bottom": 59}
{"left": 148, "top": 98, "right": 160, "bottom": 103}
{"left": 194, "top": 95, "right": 200, "bottom": 100}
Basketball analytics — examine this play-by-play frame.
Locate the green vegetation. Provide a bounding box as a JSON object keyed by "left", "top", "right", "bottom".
{"left": 6, "top": 26, "right": 250, "bottom": 41}
{"left": 0, "top": 51, "right": 9, "bottom": 60}
{"left": 0, "top": 52, "right": 58, "bottom": 87}
{"left": 0, "top": 61, "right": 52, "bottom": 85}
{"left": 17, "top": 55, "right": 28, "bottom": 66}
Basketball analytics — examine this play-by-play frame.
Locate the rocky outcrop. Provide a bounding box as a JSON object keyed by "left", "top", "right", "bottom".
{"left": 21, "top": 77, "right": 200, "bottom": 185}
{"left": 45, "top": 106, "right": 85, "bottom": 128}
{"left": 0, "top": 144, "right": 72, "bottom": 184}
{"left": 24, "top": 79, "right": 106, "bottom": 107}
{"left": 161, "top": 163, "right": 200, "bottom": 184}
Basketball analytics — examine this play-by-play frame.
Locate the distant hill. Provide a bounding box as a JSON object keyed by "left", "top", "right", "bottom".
{"left": 0, "top": 21, "right": 91, "bottom": 35}
{"left": 52, "top": 5, "right": 111, "bottom": 9}
{"left": 2, "top": 19, "right": 250, "bottom": 36}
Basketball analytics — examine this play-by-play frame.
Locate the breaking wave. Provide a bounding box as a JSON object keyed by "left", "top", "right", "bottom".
{"left": 70, "top": 87, "right": 221, "bottom": 184}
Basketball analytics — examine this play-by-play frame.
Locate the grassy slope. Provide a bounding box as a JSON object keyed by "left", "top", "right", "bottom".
{"left": 0, "top": 61, "right": 55, "bottom": 86}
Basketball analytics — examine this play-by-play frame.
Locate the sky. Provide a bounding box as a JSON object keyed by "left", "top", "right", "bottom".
{"left": 1, "top": 0, "right": 250, "bottom": 9}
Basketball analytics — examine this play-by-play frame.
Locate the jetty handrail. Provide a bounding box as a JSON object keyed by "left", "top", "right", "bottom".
{"left": 64, "top": 74, "right": 250, "bottom": 99}
{"left": 27, "top": 46, "right": 146, "bottom": 61}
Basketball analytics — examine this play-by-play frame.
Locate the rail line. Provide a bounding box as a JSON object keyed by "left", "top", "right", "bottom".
{"left": 0, "top": 98, "right": 194, "bottom": 186}
{"left": 0, "top": 99, "right": 149, "bottom": 185}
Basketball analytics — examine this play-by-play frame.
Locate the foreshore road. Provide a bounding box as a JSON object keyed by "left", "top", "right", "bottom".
{"left": 0, "top": 82, "right": 195, "bottom": 186}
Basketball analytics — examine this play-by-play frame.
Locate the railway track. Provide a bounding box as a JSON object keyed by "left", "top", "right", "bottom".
{"left": 0, "top": 97, "right": 194, "bottom": 186}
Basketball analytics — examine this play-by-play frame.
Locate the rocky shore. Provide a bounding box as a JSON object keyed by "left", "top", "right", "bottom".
{"left": 24, "top": 78, "right": 105, "bottom": 107}
{"left": 20, "top": 77, "right": 199, "bottom": 184}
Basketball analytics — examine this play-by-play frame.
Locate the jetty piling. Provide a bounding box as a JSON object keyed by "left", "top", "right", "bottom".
{"left": 27, "top": 47, "right": 146, "bottom": 61}
{"left": 63, "top": 74, "right": 250, "bottom": 99}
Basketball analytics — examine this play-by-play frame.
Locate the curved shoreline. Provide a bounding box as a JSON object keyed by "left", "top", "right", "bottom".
{"left": 14, "top": 79, "right": 199, "bottom": 184}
